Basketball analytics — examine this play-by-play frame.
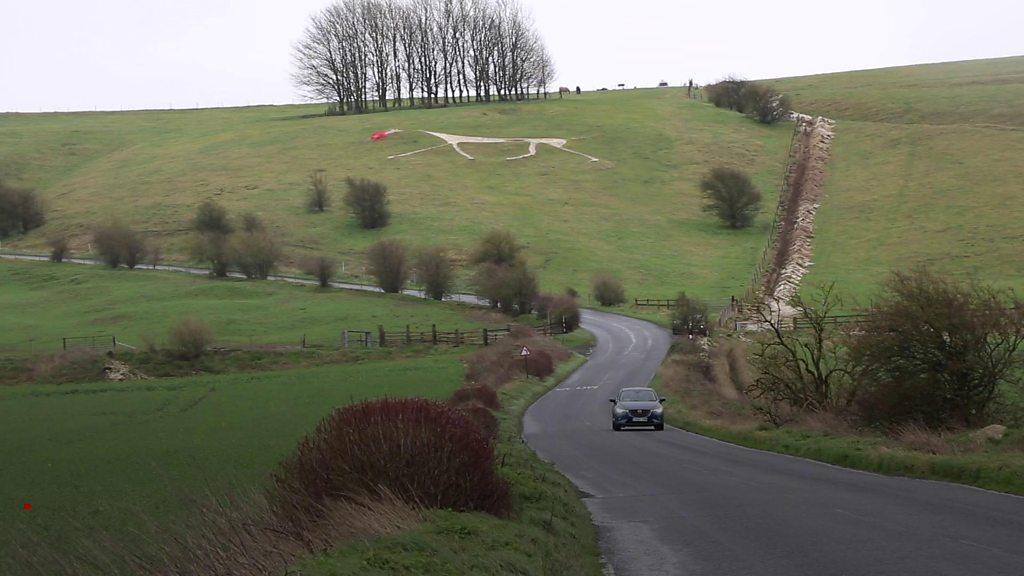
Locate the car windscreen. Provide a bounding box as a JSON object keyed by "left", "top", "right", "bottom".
{"left": 619, "top": 389, "right": 657, "bottom": 402}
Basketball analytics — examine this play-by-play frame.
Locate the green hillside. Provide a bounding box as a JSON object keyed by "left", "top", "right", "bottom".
{"left": 0, "top": 89, "right": 792, "bottom": 300}
{"left": 772, "top": 56, "right": 1024, "bottom": 302}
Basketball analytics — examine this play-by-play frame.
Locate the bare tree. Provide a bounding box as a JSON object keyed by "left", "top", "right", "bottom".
{"left": 292, "top": 0, "right": 554, "bottom": 113}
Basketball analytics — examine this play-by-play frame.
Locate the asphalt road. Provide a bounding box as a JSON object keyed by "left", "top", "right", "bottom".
{"left": 524, "top": 309, "right": 1024, "bottom": 576}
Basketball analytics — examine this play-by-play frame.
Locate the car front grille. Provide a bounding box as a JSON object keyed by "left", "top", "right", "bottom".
{"left": 629, "top": 409, "right": 651, "bottom": 417}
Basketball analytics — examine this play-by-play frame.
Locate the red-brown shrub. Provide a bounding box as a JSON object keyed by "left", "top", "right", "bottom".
{"left": 525, "top": 349, "right": 554, "bottom": 379}
{"left": 464, "top": 328, "right": 570, "bottom": 388}
{"left": 450, "top": 384, "right": 501, "bottom": 411}
{"left": 458, "top": 401, "right": 500, "bottom": 439}
{"left": 273, "top": 398, "right": 511, "bottom": 521}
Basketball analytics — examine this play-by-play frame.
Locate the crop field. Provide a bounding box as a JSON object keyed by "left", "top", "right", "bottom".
{"left": 772, "top": 56, "right": 1024, "bottom": 302}
{"left": 0, "top": 259, "right": 489, "bottom": 353}
{"left": 0, "top": 88, "right": 792, "bottom": 300}
{"left": 0, "top": 355, "right": 466, "bottom": 562}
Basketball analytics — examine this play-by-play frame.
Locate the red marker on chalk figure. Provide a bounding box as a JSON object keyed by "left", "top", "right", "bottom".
{"left": 23, "top": 502, "right": 32, "bottom": 510}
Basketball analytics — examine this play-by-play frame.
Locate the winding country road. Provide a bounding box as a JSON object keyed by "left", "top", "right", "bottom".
{"left": 524, "top": 309, "right": 1024, "bottom": 576}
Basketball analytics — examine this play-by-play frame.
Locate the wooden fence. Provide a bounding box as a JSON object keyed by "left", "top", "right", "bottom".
{"left": 331, "top": 319, "right": 569, "bottom": 350}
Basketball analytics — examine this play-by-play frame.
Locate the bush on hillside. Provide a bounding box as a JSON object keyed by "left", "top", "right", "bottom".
{"left": 415, "top": 246, "right": 454, "bottom": 301}
{"left": 302, "top": 255, "right": 338, "bottom": 288}
{"left": 191, "top": 231, "right": 231, "bottom": 277}
{"left": 307, "top": 170, "right": 331, "bottom": 213}
{"left": 47, "top": 236, "right": 70, "bottom": 263}
{"left": 230, "top": 230, "right": 282, "bottom": 279}
{"left": 240, "top": 212, "right": 266, "bottom": 233}
{"left": 592, "top": 273, "right": 626, "bottom": 306}
{"left": 193, "top": 199, "right": 233, "bottom": 235}
{"left": 450, "top": 383, "right": 502, "bottom": 411}
{"left": 272, "top": 398, "right": 511, "bottom": 520}
{"left": 700, "top": 166, "right": 762, "bottom": 229}
{"left": 745, "top": 84, "right": 792, "bottom": 124}
{"left": 344, "top": 177, "right": 390, "bottom": 229}
{"left": 470, "top": 229, "right": 522, "bottom": 266}
{"left": 535, "top": 293, "right": 581, "bottom": 332}
{"left": 93, "top": 221, "right": 145, "bottom": 269}
{"left": 849, "top": 269, "right": 1024, "bottom": 428}
{"left": 474, "top": 260, "right": 539, "bottom": 315}
{"left": 168, "top": 317, "right": 214, "bottom": 360}
{"left": 367, "top": 239, "right": 408, "bottom": 293}
{"left": 705, "top": 77, "right": 749, "bottom": 112}
{"left": 0, "top": 183, "right": 45, "bottom": 238}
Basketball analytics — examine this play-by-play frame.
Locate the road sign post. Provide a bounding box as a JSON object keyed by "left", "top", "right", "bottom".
{"left": 520, "top": 346, "right": 531, "bottom": 378}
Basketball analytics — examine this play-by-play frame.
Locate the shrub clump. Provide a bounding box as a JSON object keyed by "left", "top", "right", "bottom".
{"left": 535, "top": 293, "right": 581, "bottom": 332}
{"left": 367, "top": 239, "right": 408, "bottom": 293}
{"left": 168, "top": 317, "right": 214, "bottom": 360}
{"left": 47, "top": 236, "right": 71, "bottom": 262}
{"left": 745, "top": 84, "right": 791, "bottom": 124}
{"left": 470, "top": 229, "right": 522, "bottom": 266}
{"left": 849, "top": 269, "right": 1024, "bottom": 428}
{"left": 475, "top": 260, "right": 539, "bottom": 316}
{"left": 700, "top": 166, "right": 762, "bottom": 229}
{"left": 193, "top": 199, "right": 234, "bottom": 235}
{"left": 0, "top": 182, "right": 45, "bottom": 238}
{"left": 416, "top": 246, "right": 454, "bottom": 301}
{"left": 673, "top": 291, "right": 709, "bottom": 335}
{"left": 450, "top": 383, "right": 501, "bottom": 411}
{"left": 273, "top": 398, "right": 511, "bottom": 519}
{"left": 93, "top": 221, "right": 146, "bottom": 269}
{"left": 230, "top": 230, "right": 281, "bottom": 280}
{"left": 592, "top": 273, "right": 626, "bottom": 306}
{"left": 457, "top": 402, "right": 500, "bottom": 439}
{"left": 307, "top": 169, "right": 331, "bottom": 213}
{"left": 344, "top": 177, "right": 390, "bottom": 229}
{"left": 302, "top": 255, "right": 338, "bottom": 288}
{"left": 464, "top": 327, "right": 570, "bottom": 388}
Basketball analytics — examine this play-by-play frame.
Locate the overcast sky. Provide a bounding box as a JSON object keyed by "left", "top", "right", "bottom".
{"left": 1, "top": 0, "right": 1021, "bottom": 112}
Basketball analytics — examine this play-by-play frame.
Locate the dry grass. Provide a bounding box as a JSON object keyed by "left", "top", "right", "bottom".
{"left": 5, "top": 490, "right": 419, "bottom": 576}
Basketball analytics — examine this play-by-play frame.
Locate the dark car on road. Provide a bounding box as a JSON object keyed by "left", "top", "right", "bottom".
{"left": 609, "top": 387, "right": 666, "bottom": 431}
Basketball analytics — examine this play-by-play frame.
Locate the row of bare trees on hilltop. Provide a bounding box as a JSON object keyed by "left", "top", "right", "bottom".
{"left": 293, "top": 0, "right": 555, "bottom": 114}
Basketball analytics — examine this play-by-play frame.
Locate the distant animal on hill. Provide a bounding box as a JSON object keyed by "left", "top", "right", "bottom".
{"left": 559, "top": 87, "right": 571, "bottom": 98}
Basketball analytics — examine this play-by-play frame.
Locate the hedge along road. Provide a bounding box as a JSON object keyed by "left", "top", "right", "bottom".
{"left": 523, "top": 309, "right": 1024, "bottom": 576}
{"left": 7, "top": 253, "right": 1024, "bottom": 574}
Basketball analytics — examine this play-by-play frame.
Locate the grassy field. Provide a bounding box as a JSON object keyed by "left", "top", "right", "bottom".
{"left": 0, "top": 89, "right": 792, "bottom": 300}
{"left": 0, "top": 354, "right": 466, "bottom": 565}
{"left": 0, "top": 259, "right": 491, "bottom": 354}
{"left": 296, "top": 356, "right": 604, "bottom": 576}
{"left": 771, "top": 56, "right": 1024, "bottom": 303}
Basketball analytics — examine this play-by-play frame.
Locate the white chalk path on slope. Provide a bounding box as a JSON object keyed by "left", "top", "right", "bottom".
{"left": 385, "top": 130, "right": 599, "bottom": 162}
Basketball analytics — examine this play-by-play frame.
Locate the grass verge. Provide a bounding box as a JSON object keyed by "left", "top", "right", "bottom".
{"left": 295, "top": 354, "right": 604, "bottom": 575}
{"left": 654, "top": 344, "right": 1024, "bottom": 496}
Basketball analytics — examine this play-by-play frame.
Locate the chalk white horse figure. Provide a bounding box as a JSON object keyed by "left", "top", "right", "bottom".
{"left": 383, "top": 130, "right": 599, "bottom": 162}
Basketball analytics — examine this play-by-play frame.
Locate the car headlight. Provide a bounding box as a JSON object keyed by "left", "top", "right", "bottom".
{"left": 613, "top": 404, "right": 628, "bottom": 414}
{"left": 651, "top": 404, "right": 664, "bottom": 414}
